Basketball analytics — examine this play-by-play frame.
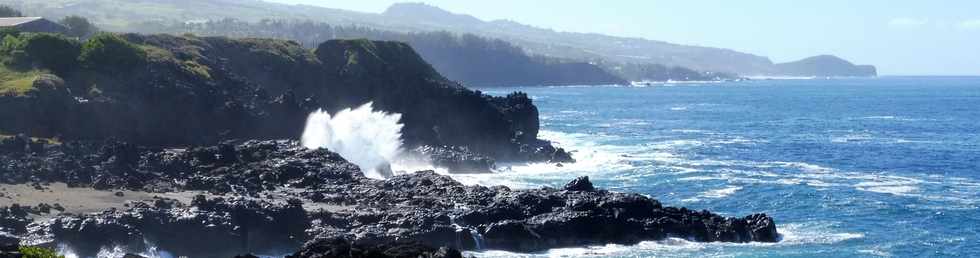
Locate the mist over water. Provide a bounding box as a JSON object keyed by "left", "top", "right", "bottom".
{"left": 301, "top": 102, "right": 404, "bottom": 179}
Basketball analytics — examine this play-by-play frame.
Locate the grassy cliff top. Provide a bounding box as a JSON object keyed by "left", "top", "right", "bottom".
{"left": 0, "top": 66, "right": 42, "bottom": 96}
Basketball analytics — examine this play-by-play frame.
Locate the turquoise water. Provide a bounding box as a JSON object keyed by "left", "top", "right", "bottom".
{"left": 457, "top": 77, "right": 980, "bottom": 257}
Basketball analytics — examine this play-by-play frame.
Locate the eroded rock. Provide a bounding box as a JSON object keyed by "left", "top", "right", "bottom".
{"left": 2, "top": 140, "right": 777, "bottom": 255}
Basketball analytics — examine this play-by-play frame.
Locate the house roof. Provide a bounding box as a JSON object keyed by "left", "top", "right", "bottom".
{"left": 0, "top": 17, "right": 44, "bottom": 27}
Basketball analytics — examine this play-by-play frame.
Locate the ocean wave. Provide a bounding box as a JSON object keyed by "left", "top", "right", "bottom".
{"left": 452, "top": 129, "right": 980, "bottom": 212}
{"left": 670, "top": 129, "right": 710, "bottom": 134}
{"left": 682, "top": 186, "right": 742, "bottom": 202}
{"left": 465, "top": 222, "right": 863, "bottom": 258}
{"left": 448, "top": 130, "right": 636, "bottom": 188}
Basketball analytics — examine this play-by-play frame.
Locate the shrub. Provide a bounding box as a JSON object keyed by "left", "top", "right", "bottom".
{"left": 78, "top": 33, "right": 146, "bottom": 72}
{"left": 0, "top": 34, "right": 28, "bottom": 68}
{"left": 0, "top": 28, "right": 19, "bottom": 39}
{"left": 18, "top": 246, "right": 65, "bottom": 258}
{"left": 21, "top": 33, "right": 82, "bottom": 74}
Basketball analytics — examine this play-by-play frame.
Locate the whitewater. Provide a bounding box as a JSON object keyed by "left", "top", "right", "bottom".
{"left": 456, "top": 77, "right": 980, "bottom": 257}
{"left": 301, "top": 102, "right": 404, "bottom": 179}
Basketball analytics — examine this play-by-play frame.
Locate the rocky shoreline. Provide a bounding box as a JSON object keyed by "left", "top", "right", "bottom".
{"left": 0, "top": 33, "right": 777, "bottom": 257}
{"left": 0, "top": 137, "right": 778, "bottom": 257}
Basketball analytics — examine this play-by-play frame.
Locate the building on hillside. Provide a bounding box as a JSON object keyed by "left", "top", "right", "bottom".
{"left": 0, "top": 17, "right": 69, "bottom": 34}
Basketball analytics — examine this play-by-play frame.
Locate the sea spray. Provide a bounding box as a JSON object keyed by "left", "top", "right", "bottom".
{"left": 301, "top": 102, "right": 404, "bottom": 179}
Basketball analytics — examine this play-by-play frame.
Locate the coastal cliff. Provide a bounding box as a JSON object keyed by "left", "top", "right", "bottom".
{"left": 0, "top": 32, "right": 570, "bottom": 165}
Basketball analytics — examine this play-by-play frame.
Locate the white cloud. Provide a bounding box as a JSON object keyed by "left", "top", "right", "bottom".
{"left": 958, "top": 19, "right": 980, "bottom": 30}
{"left": 888, "top": 18, "right": 929, "bottom": 28}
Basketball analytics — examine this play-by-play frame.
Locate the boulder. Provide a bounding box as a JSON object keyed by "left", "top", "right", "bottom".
{"left": 563, "top": 176, "right": 595, "bottom": 192}
{"left": 412, "top": 145, "right": 495, "bottom": 173}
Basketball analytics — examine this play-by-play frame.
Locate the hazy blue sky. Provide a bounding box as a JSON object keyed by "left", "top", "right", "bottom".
{"left": 271, "top": 0, "right": 979, "bottom": 75}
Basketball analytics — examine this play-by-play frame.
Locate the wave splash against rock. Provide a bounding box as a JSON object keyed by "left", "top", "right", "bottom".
{"left": 302, "top": 102, "right": 404, "bottom": 179}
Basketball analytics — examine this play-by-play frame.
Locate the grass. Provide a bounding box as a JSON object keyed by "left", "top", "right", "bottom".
{"left": 0, "top": 66, "right": 42, "bottom": 96}
{"left": 140, "top": 45, "right": 175, "bottom": 62}
{"left": 140, "top": 44, "right": 213, "bottom": 80}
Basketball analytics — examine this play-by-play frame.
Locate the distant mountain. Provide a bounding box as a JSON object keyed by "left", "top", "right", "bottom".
{"left": 8, "top": 0, "right": 876, "bottom": 78}
{"left": 379, "top": 3, "right": 778, "bottom": 75}
{"left": 774, "top": 55, "right": 877, "bottom": 77}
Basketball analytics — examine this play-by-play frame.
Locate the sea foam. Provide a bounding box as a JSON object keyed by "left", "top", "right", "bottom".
{"left": 301, "top": 102, "right": 404, "bottom": 179}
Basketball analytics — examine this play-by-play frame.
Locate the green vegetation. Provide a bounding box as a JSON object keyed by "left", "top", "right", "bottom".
{"left": 0, "top": 28, "right": 19, "bottom": 39}
{"left": 345, "top": 39, "right": 380, "bottom": 66}
{"left": 140, "top": 44, "right": 175, "bottom": 62}
{"left": 18, "top": 246, "right": 65, "bottom": 258}
{"left": 1, "top": 32, "right": 81, "bottom": 74}
{"left": 0, "top": 65, "right": 41, "bottom": 96}
{"left": 181, "top": 60, "right": 212, "bottom": 80}
{"left": 20, "top": 34, "right": 82, "bottom": 74}
{"left": 79, "top": 33, "right": 146, "bottom": 72}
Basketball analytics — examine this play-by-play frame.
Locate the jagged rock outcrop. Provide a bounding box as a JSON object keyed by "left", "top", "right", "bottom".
{"left": 412, "top": 145, "right": 495, "bottom": 173}
{"left": 1, "top": 140, "right": 777, "bottom": 256}
{"left": 563, "top": 176, "right": 596, "bottom": 192}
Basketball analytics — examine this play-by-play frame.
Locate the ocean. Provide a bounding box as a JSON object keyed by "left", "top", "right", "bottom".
{"left": 455, "top": 77, "right": 980, "bottom": 257}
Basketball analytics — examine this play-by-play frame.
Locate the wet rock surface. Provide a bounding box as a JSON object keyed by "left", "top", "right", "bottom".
{"left": 288, "top": 237, "right": 464, "bottom": 258}
{"left": 1, "top": 140, "right": 777, "bottom": 256}
{"left": 26, "top": 196, "right": 307, "bottom": 258}
{"left": 411, "top": 145, "right": 495, "bottom": 173}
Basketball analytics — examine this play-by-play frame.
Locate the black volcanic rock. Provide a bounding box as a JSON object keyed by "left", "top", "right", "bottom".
{"left": 0, "top": 205, "right": 30, "bottom": 236}
{"left": 32, "top": 196, "right": 308, "bottom": 258}
{"left": 563, "top": 176, "right": 595, "bottom": 192}
{"left": 412, "top": 145, "right": 495, "bottom": 173}
{"left": 3, "top": 140, "right": 777, "bottom": 255}
{"left": 288, "top": 237, "right": 464, "bottom": 258}
{"left": 0, "top": 232, "right": 18, "bottom": 250}
{"left": 0, "top": 139, "right": 361, "bottom": 194}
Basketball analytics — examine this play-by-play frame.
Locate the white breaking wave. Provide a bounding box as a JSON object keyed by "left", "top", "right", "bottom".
{"left": 301, "top": 102, "right": 404, "bottom": 179}
{"left": 447, "top": 130, "right": 638, "bottom": 188}
{"left": 702, "top": 186, "right": 742, "bottom": 198}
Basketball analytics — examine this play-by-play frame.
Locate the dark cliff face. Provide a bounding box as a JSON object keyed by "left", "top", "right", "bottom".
{"left": 774, "top": 55, "right": 877, "bottom": 77}
{"left": 0, "top": 33, "right": 566, "bottom": 163}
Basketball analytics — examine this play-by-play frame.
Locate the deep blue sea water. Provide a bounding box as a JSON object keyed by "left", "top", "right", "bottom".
{"left": 455, "top": 77, "right": 980, "bottom": 257}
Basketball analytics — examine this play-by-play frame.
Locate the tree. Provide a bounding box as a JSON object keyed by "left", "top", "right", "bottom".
{"left": 59, "top": 15, "right": 99, "bottom": 39}
{"left": 0, "top": 5, "right": 22, "bottom": 18}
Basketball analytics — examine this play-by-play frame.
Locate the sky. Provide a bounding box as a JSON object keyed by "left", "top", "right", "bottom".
{"left": 270, "top": 0, "right": 980, "bottom": 75}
